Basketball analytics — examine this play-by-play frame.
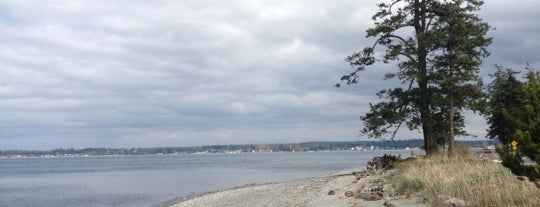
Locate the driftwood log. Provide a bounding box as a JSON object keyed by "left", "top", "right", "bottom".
{"left": 344, "top": 179, "right": 367, "bottom": 197}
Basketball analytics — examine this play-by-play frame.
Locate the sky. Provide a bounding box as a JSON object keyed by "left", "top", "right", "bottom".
{"left": 0, "top": 0, "right": 539, "bottom": 150}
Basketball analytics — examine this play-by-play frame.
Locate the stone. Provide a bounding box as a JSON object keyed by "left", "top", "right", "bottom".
{"left": 383, "top": 200, "right": 397, "bottom": 207}
{"left": 355, "top": 188, "right": 373, "bottom": 200}
{"left": 371, "top": 184, "right": 384, "bottom": 192}
{"left": 437, "top": 194, "right": 467, "bottom": 207}
{"left": 327, "top": 189, "right": 337, "bottom": 195}
{"left": 371, "top": 191, "right": 384, "bottom": 200}
{"left": 517, "top": 176, "right": 528, "bottom": 181}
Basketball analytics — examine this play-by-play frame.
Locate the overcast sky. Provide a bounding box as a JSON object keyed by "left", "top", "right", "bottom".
{"left": 1, "top": 0, "right": 539, "bottom": 150}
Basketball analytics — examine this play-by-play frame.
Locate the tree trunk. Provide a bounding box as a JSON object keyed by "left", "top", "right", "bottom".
{"left": 448, "top": 38, "right": 455, "bottom": 156}
{"left": 415, "top": 0, "right": 438, "bottom": 156}
{"left": 418, "top": 87, "right": 438, "bottom": 156}
{"left": 448, "top": 92, "right": 455, "bottom": 155}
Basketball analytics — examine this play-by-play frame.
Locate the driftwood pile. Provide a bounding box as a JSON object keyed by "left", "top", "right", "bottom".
{"left": 343, "top": 154, "right": 399, "bottom": 200}
{"left": 366, "top": 154, "right": 399, "bottom": 174}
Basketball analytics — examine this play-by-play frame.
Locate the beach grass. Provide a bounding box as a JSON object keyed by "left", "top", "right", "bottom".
{"left": 391, "top": 146, "right": 540, "bottom": 207}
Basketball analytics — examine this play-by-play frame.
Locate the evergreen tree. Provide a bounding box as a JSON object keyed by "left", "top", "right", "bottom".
{"left": 496, "top": 69, "right": 540, "bottom": 183}
{"left": 337, "top": 0, "right": 491, "bottom": 155}
{"left": 430, "top": 0, "right": 491, "bottom": 154}
{"left": 486, "top": 66, "right": 524, "bottom": 145}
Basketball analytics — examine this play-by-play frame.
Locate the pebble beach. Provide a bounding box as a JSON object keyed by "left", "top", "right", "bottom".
{"left": 170, "top": 167, "right": 428, "bottom": 207}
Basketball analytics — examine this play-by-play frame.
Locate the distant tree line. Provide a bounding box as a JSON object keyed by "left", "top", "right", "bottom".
{"left": 0, "top": 139, "right": 496, "bottom": 158}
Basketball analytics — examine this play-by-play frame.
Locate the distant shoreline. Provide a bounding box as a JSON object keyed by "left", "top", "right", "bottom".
{"left": 0, "top": 148, "right": 420, "bottom": 160}
{"left": 0, "top": 139, "right": 495, "bottom": 158}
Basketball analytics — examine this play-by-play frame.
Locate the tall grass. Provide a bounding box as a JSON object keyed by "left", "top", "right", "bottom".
{"left": 391, "top": 148, "right": 540, "bottom": 207}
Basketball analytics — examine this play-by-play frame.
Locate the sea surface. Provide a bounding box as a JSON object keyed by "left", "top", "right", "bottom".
{"left": 0, "top": 150, "right": 417, "bottom": 207}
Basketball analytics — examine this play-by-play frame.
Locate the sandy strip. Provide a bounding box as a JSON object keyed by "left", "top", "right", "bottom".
{"left": 169, "top": 168, "right": 427, "bottom": 207}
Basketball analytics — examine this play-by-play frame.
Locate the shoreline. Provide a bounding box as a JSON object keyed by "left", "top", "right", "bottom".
{"left": 161, "top": 168, "right": 364, "bottom": 207}
{"left": 0, "top": 149, "right": 419, "bottom": 160}
{"left": 167, "top": 157, "right": 428, "bottom": 207}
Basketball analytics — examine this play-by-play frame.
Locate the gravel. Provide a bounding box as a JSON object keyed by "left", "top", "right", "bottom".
{"left": 169, "top": 168, "right": 428, "bottom": 207}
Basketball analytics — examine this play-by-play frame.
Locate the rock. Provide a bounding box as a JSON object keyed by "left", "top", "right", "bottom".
{"left": 355, "top": 188, "right": 372, "bottom": 200}
{"left": 347, "top": 155, "right": 400, "bottom": 201}
{"left": 371, "top": 191, "right": 384, "bottom": 200}
{"left": 355, "top": 187, "right": 385, "bottom": 201}
{"left": 517, "top": 176, "right": 528, "bottom": 181}
{"left": 437, "top": 194, "right": 467, "bottom": 207}
{"left": 371, "top": 184, "right": 384, "bottom": 192}
{"left": 327, "top": 189, "right": 337, "bottom": 195}
{"left": 383, "top": 200, "right": 397, "bottom": 207}
{"left": 353, "top": 170, "right": 368, "bottom": 180}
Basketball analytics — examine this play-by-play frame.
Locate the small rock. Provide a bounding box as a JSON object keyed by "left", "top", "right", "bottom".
{"left": 383, "top": 200, "right": 396, "bottom": 207}
{"left": 517, "top": 176, "right": 528, "bottom": 181}
{"left": 327, "top": 189, "right": 337, "bottom": 195}
{"left": 371, "top": 184, "right": 384, "bottom": 192}
{"left": 353, "top": 171, "right": 368, "bottom": 180}
{"left": 371, "top": 191, "right": 384, "bottom": 200}
{"left": 437, "top": 194, "right": 467, "bottom": 207}
{"left": 344, "top": 191, "right": 355, "bottom": 197}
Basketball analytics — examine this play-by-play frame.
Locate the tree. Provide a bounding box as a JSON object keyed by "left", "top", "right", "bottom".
{"left": 485, "top": 66, "right": 525, "bottom": 145}
{"left": 430, "top": 0, "right": 491, "bottom": 154}
{"left": 337, "top": 0, "right": 491, "bottom": 156}
{"left": 496, "top": 69, "right": 540, "bottom": 184}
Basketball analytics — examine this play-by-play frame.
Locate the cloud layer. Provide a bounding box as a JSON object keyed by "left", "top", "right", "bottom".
{"left": 0, "top": 0, "right": 538, "bottom": 149}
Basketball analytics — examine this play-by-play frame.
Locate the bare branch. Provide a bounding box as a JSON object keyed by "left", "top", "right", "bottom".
{"left": 387, "top": 0, "right": 404, "bottom": 14}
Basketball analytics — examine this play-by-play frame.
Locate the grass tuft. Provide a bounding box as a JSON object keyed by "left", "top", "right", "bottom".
{"left": 391, "top": 151, "right": 540, "bottom": 207}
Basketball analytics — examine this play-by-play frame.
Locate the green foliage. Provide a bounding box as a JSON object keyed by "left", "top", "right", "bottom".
{"left": 486, "top": 66, "right": 525, "bottom": 145}
{"left": 338, "top": 0, "right": 491, "bottom": 155}
{"left": 429, "top": 0, "right": 491, "bottom": 153}
{"left": 496, "top": 69, "right": 540, "bottom": 183}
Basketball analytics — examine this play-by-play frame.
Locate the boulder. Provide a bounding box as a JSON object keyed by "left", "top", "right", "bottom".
{"left": 355, "top": 188, "right": 373, "bottom": 200}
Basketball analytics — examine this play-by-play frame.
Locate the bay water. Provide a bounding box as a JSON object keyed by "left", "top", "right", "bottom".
{"left": 0, "top": 150, "right": 417, "bottom": 207}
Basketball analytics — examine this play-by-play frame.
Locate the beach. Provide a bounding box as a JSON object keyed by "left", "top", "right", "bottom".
{"left": 170, "top": 166, "right": 428, "bottom": 207}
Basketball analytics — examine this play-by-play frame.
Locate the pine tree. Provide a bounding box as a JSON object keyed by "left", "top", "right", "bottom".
{"left": 430, "top": 0, "right": 491, "bottom": 154}
{"left": 496, "top": 69, "right": 540, "bottom": 183}
{"left": 486, "top": 66, "right": 524, "bottom": 145}
{"left": 338, "top": 0, "right": 491, "bottom": 155}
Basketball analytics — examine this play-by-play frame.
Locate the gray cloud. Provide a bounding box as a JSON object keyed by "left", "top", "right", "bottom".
{"left": 0, "top": 0, "right": 538, "bottom": 149}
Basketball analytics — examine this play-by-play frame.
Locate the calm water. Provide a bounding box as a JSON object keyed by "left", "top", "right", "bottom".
{"left": 0, "top": 150, "right": 416, "bottom": 207}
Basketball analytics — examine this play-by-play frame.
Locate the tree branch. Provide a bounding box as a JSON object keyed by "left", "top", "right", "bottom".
{"left": 389, "top": 79, "right": 415, "bottom": 140}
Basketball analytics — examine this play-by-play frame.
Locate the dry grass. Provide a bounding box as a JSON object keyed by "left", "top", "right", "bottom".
{"left": 391, "top": 146, "right": 540, "bottom": 207}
